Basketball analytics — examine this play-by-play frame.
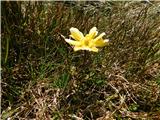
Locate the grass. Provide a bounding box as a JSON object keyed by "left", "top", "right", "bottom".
{"left": 1, "top": 1, "right": 160, "bottom": 120}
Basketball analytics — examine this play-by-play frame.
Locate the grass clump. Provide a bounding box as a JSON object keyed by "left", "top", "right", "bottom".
{"left": 1, "top": 1, "right": 160, "bottom": 120}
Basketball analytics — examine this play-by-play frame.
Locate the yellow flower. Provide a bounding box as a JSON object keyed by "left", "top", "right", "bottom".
{"left": 64, "top": 27, "right": 109, "bottom": 52}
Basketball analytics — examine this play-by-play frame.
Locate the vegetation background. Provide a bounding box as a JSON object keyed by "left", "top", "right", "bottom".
{"left": 1, "top": 1, "right": 160, "bottom": 120}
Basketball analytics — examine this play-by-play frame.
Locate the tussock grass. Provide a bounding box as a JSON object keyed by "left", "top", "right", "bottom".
{"left": 2, "top": 1, "right": 160, "bottom": 120}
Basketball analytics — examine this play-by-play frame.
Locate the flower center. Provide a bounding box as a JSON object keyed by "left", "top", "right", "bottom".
{"left": 84, "top": 39, "right": 90, "bottom": 46}
{"left": 82, "top": 35, "right": 94, "bottom": 47}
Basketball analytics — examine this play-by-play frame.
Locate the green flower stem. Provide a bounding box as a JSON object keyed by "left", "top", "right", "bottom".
{"left": 5, "top": 37, "right": 9, "bottom": 64}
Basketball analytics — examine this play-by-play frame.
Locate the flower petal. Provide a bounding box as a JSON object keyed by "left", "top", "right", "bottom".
{"left": 65, "top": 39, "right": 81, "bottom": 46}
{"left": 74, "top": 46, "right": 98, "bottom": 52}
{"left": 89, "top": 47, "right": 99, "bottom": 52}
{"left": 87, "top": 27, "right": 98, "bottom": 39}
{"left": 89, "top": 27, "right": 97, "bottom": 34}
{"left": 73, "top": 46, "right": 82, "bottom": 51}
{"left": 94, "top": 32, "right": 106, "bottom": 41}
{"left": 70, "top": 27, "right": 84, "bottom": 41}
{"left": 104, "top": 39, "right": 109, "bottom": 43}
{"left": 94, "top": 39, "right": 108, "bottom": 47}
